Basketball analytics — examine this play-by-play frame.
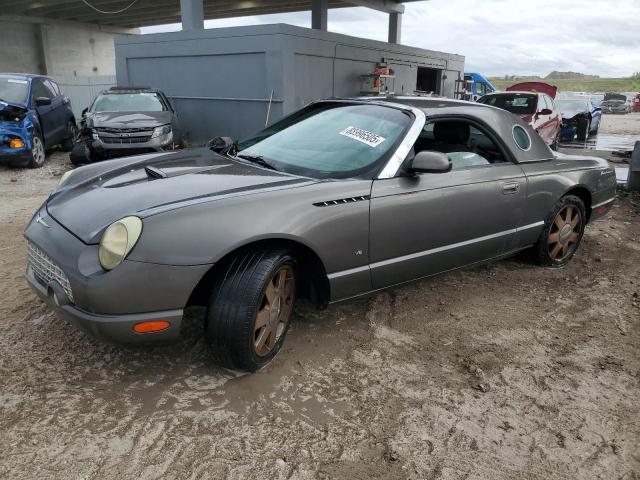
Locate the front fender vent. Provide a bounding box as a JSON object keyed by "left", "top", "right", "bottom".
{"left": 313, "top": 195, "right": 370, "bottom": 207}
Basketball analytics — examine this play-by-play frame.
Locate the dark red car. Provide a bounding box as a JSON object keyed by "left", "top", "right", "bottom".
{"left": 632, "top": 93, "right": 640, "bottom": 112}
{"left": 478, "top": 82, "right": 562, "bottom": 149}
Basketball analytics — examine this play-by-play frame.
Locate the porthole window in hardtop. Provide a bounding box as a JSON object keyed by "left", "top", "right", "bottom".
{"left": 512, "top": 125, "right": 531, "bottom": 151}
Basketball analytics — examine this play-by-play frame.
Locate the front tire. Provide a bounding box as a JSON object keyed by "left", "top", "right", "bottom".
{"left": 205, "top": 249, "right": 297, "bottom": 372}
{"left": 577, "top": 119, "right": 590, "bottom": 142}
{"left": 27, "top": 131, "right": 46, "bottom": 168}
{"left": 532, "top": 195, "right": 586, "bottom": 267}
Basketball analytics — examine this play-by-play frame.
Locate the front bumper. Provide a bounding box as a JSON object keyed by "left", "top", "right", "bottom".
{"left": 26, "top": 266, "right": 184, "bottom": 343}
{"left": 24, "top": 207, "right": 211, "bottom": 343}
{"left": 0, "top": 127, "right": 32, "bottom": 166}
{"left": 88, "top": 130, "right": 176, "bottom": 160}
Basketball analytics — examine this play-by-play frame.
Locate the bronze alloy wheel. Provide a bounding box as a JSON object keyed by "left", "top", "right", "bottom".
{"left": 254, "top": 266, "right": 295, "bottom": 357}
{"left": 547, "top": 205, "right": 582, "bottom": 261}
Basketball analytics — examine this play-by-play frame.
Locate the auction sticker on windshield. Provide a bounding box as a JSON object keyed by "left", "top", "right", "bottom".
{"left": 339, "top": 126, "right": 386, "bottom": 147}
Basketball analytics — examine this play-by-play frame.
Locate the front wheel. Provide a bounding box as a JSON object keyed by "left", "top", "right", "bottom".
{"left": 27, "top": 131, "right": 46, "bottom": 168}
{"left": 576, "top": 119, "right": 590, "bottom": 142}
{"left": 205, "top": 249, "right": 297, "bottom": 371}
{"left": 532, "top": 195, "right": 586, "bottom": 267}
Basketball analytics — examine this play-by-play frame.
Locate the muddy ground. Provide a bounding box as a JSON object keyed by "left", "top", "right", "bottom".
{"left": 0, "top": 115, "right": 639, "bottom": 480}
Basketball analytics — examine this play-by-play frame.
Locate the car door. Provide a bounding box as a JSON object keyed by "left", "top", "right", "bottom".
{"left": 546, "top": 95, "right": 562, "bottom": 140}
{"left": 31, "top": 78, "right": 58, "bottom": 147}
{"left": 45, "top": 80, "right": 70, "bottom": 143}
{"left": 533, "top": 95, "right": 551, "bottom": 143}
{"left": 369, "top": 119, "right": 527, "bottom": 289}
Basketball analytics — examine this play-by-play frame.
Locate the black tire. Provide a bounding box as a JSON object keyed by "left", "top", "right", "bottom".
{"left": 61, "top": 121, "right": 79, "bottom": 152}
{"left": 205, "top": 249, "right": 297, "bottom": 372}
{"left": 532, "top": 195, "right": 586, "bottom": 267}
{"left": 576, "top": 119, "right": 590, "bottom": 141}
{"left": 27, "top": 131, "right": 46, "bottom": 168}
{"left": 70, "top": 142, "right": 92, "bottom": 165}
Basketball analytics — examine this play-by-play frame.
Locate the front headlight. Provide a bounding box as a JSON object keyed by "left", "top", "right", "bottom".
{"left": 58, "top": 170, "right": 74, "bottom": 187}
{"left": 151, "top": 125, "right": 172, "bottom": 139}
{"left": 98, "top": 216, "right": 143, "bottom": 271}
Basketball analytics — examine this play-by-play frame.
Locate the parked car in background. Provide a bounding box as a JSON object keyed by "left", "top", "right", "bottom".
{"left": 478, "top": 82, "right": 561, "bottom": 148}
{"left": 463, "top": 72, "right": 496, "bottom": 101}
{"left": 0, "top": 73, "right": 77, "bottom": 168}
{"left": 601, "top": 93, "right": 630, "bottom": 114}
{"left": 632, "top": 93, "right": 640, "bottom": 112}
{"left": 72, "top": 86, "right": 182, "bottom": 164}
{"left": 25, "top": 97, "right": 616, "bottom": 372}
{"left": 556, "top": 97, "right": 602, "bottom": 141}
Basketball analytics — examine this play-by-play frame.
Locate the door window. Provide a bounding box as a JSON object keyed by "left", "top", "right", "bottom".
{"left": 411, "top": 120, "right": 509, "bottom": 170}
{"left": 45, "top": 80, "right": 61, "bottom": 97}
{"left": 31, "top": 79, "right": 55, "bottom": 101}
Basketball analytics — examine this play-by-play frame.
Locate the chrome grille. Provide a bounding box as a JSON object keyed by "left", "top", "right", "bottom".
{"left": 27, "top": 242, "right": 74, "bottom": 302}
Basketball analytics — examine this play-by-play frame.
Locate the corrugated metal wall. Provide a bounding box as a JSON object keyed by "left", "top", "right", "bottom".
{"left": 51, "top": 75, "right": 116, "bottom": 119}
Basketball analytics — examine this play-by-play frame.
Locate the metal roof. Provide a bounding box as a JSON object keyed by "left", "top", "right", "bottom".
{"left": 5, "top": 0, "right": 422, "bottom": 28}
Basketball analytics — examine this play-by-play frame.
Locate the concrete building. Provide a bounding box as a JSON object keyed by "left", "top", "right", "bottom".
{"left": 5, "top": 0, "right": 465, "bottom": 144}
{"left": 116, "top": 24, "right": 464, "bottom": 143}
{"left": 0, "top": 15, "right": 135, "bottom": 76}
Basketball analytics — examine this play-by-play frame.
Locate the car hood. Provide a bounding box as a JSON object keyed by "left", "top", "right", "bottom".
{"left": 561, "top": 107, "right": 589, "bottom": 119}
{"left": 46, "top": 148, "right": 315, "bottom": 243}
{"left": 0, "top": 101, "right": 27, "bottom": 123}
{"left": 506, "top": 82, "right": 557, "bottom": 99}
{"left": 86, "top": 111, "right": 174, "bottom": 129}
{"left": 603, "top": 93, "right": 626, "bottom": 102}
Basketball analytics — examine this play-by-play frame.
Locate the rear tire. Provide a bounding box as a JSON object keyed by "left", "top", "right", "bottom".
{"left": 27, "top": 131, "right": 46, "bottom": 168}
{"left": 532, "top": 195, "right": 586, "bottom": 267}
{"left": 61, "top": 121, "right": 79, "bottom": 152}
{"left": 205, "top": 249, "right": 297, "bottom": 372}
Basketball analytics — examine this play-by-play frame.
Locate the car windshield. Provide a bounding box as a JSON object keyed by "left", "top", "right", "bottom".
{"left": 557, "top": 99, "right": 589, "bottom": 111}
{"left": 0, "top": 77, "right": 29, "bottom": 105}
{"left": 90, "top": 92, "right": 166, "bottom": 113}
{"left": 478, "top": 93, "right": 537, "bottom": 115}
{"left": 236, "top": 103, "right": 411, "bottom": 179}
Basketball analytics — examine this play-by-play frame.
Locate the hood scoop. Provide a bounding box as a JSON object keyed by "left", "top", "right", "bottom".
{"left": 145, "top": 165, "right": 167, "bottom": 179}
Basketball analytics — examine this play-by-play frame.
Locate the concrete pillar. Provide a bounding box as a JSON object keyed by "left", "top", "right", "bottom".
{"left": 180, "top": 0, "right": 204, "bottom": 31}
{"left": 388, "top": 11, "right": 402, "bottom": 44}
{"left": 312, "top": 0, "right": 328, "bottom": 31}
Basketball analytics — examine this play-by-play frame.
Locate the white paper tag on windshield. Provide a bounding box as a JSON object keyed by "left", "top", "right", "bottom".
{"left": 339, "top": 126, "right": 386, "bottom": 148}
{"left": 8, "top": 79, "right": 28, "bottom": 84}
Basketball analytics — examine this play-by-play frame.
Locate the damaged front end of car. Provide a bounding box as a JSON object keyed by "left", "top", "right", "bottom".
{"left": 0, "top": 102, "right": 36, "bottom": 165}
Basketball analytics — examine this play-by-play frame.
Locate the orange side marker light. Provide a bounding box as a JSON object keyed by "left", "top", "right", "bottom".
{"left": 133, "top": 320, "right": 170, "bottom": 333}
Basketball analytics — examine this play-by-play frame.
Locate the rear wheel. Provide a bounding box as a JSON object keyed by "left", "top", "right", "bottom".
{"left": 205, "top": 249, "right": 296, "bottom": 371}
{"left": 27, "top": 132, "right": 46, "bottom": 168}
{"left": 61, "top": 121, "right": 79, "bottom": 152}
{"left": 532, "top": 195, "right": 586, "bottom": 267}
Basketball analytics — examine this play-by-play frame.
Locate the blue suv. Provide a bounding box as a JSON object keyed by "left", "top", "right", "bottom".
{"left": 0, "top": 73, "right": 77, "bottom": 168}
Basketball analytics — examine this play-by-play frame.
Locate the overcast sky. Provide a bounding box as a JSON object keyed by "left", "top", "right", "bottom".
{"left": 142, "top": 0, "right": 639, "bottom": 77}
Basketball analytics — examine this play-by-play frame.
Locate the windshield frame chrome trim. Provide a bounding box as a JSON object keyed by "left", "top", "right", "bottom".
{"left": 377, "top": 106, "right": 426, "bottom": 179}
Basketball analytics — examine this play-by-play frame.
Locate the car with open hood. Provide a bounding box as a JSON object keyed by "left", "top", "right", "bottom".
{"left": 72, "top": 86, "right": 182, "bottom": 164}
{"left": 478, "top": 82, "right": 561, "bottom": 148}
{"left": 601, "top": 93, "right": 630, "bottom": 114}
{"left": 25, "top": 97, "right": 616, "bottom": 372}
{"left": 556, "top": 97, "right": 602, "bottom": 142}
{"left": 0, "top": 73, "right": 77, "bottom": 168}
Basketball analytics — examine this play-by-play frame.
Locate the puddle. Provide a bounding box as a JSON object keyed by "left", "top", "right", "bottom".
{"left": 560, "top": 133, "right": 640, "bottom": 152}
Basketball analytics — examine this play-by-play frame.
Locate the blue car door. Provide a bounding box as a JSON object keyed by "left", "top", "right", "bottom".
{"left": 31, "top": 78, "right": 60, "bottom": 147}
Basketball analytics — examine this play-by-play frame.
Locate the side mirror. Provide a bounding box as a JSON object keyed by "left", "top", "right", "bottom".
{"left": 539, "top": 108, "right": 553, "bottom": 115}
{"left": 409, "top": 151, "right": 451, "bottom": 174}
{"left": 34, "top": 96, "right": 51, "bottom": 106}
{"left": 208, "top": 136, "right": 235, "bottom": 155}
{"left": 81, "top": 107, "right": 88, "bottom": 117}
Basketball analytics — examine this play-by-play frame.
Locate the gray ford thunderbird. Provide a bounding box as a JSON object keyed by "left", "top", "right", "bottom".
{"left": 25, "top": 97, "right": 616, "bottom": 371}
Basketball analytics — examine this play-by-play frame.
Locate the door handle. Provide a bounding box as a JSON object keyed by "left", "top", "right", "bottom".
{"left": 502, "top": 182, "right": 520, "bottom": 194}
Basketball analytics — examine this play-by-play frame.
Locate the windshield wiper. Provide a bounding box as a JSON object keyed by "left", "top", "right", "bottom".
{"left": 236, "top": 153, "right": 278, "bottom": 171}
